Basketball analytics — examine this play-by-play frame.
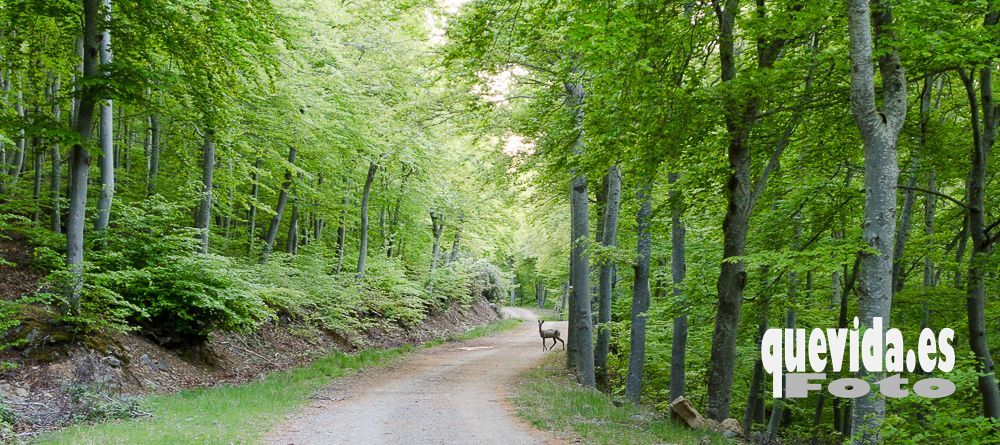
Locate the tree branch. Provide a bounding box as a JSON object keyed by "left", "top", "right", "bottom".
{"left": 896, "top": 185, "right": 969, "bottom": 210}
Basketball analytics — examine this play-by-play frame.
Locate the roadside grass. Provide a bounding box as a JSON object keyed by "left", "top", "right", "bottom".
{"left": 34, "top": 318, "right": 521, "bottom": 445}
{"left": 511, "top": 354, "right": 730, "bottom": 445}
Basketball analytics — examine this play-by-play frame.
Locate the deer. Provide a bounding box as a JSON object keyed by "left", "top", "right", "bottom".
{"left": 538, "top": 320, "right": 565, "bottom": 351}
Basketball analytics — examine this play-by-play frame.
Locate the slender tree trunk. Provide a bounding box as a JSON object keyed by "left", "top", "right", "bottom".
{"left": 0, "top": 72, "right": 9, "bottom": 193}
{"left": 920, "top": 76, "right": 936, "bottom": 333}
{"left": 286, "top": 193, "right": 299, "bottom": 255}
{"left": 508, "top": 257, "right": 517, "bottom": 305}
{"left": 335, "top": 194, "right": 348, "bottom": 274}
{"left": 31, "top": 134, "right": 43, "bottom": 223}
{"left": 743, "top": 277, "right": 770, "bottom": 435}
{"left": 448, "top": 213, "right": 464, "bottom": 264}
{"left": 892, "top": 155, "right": 918, "bottom": 293}
{"left": 959, "top": 39, "right": 1000, "bottom": 417}
{"left": 247, "top": 157, "right": 260, "bottom": 255}
{"left": 626, "top": 180, "right": 652, "bottom": 403}
{"left": 313, "top": 173, "right": 324, "bottom": 242}
{"left": 8, "top": 90, "right": 25, "bottom": 189}
{"left": 146, "top": 113, "right": 161, "bottom": 195}
{"left": 262, "top": 147, "right": 296, "bottom": 262}
{"left": 846, "top": 0, "right": 908, "bottom": 440}
{"left": 195, "top": 130, "right": 215, "bottom": 253}
{"left": 356, "top": 161, "right": 377, "bottom": 278}
{"left": 50, "top": 77, "right": 62, "bottom": 233}
{"left": 767, "top": 265, "right": 799, "bottom": 441}
{"left": 94, "top": 0, "right": 114, "bottom": 232}
{"left": 66, "top": 0, "right": 102, "bottom": 311}
{"left": 429, "top": 210, "right": 444, "bottom": 273}
{"left": 595, "top": 165, "right": 621, "bottom": 391}
{"left": 668, "top": 172, "right": 687, "bottom": 403}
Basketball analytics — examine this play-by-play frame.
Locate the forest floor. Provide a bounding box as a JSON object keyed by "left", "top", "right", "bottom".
{"left": 264, "top": 307, "right": 566, "bottom": 445}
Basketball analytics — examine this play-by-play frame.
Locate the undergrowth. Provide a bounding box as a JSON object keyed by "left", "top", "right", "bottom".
{"left": 511, "top": 354, "right": 730, "bottom": 445}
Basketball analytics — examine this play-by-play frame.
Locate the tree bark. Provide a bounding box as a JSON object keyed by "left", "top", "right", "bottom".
{"left": 286, "top": 191, "right": 299, "bottom": 255}
{"left": 356, "top": 161, "right": 377, "bottom": 278}
{"left": 146, "top": 113, "right": 161, "bottom": 195}
{"left": 66, "top": 0, "right": 102, "bottom": 311}
{"left": 669, "top": 172, "right": 687, "bottom": 403}
{"left": 247, "top": 157, "right": 261, "bottom": 255}
{"left": 430, "top": 210, "right": 445, "bottom": 273}
{"left": 49, "top": 76, "right": 62, "bottom": 233}
{"left": 767, "top": 267, "right": 799, "bottom": 441}
{"left": 94, "top": 0, "right": 114, "bottom": 233}
{"left": 565, "top": 69, "right": 596, "bottom": 388}
{"left": 595, "top": 165, "right": 621, "bottom": 391}
{"left": 959, "top": 33, "right": 1000, "bottom": 416}
{"left": 335, "top": 194, "right": 348, "bottom": 274}
{"left": 448, "top": 213, "right": 464, "bottom": 264}
{"left": 846, "top": 0, "right": 908, "bottom": 441}
{"left": 891, "top": 153, "right": 917, "bottom": 293}
{"left": 195, "top": 130, "right": 216, "bottom": 254}
{"left": 31, "top": 134, "right": 43, "bottom": 223}
{"left": 262, "top": 147, "right": 296, "bottom": 262}
{"left": 626, "top": 180, "right": 652, "bottom": 403}
{"left": 706, "top": 0, "right": 753, "bottom": 419}
{"left": 8, "top": 90, "right": 25, "bottom": 189}
{"left": 743, "top": 279, "right": 769, "bottom": 435}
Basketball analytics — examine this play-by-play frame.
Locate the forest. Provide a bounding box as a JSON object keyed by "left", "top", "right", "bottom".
{"left": 0, "top": 0, "right": 998, "bottom": 444}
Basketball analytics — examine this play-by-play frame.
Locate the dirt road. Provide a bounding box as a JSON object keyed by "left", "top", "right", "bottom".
{"left": 265, "top": 308, "right": 566, "bottom": 445}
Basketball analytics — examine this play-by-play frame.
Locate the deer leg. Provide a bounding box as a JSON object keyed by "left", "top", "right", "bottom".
{"left": 556, "top": 337, "right": 565, "bottom": 350}
{"left": 542, "top": 338, "right": 547, "bottom": 351}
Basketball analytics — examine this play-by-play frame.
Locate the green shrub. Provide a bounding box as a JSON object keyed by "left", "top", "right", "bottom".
{"left": 85, "top": 198, "right": 271, "bottom": 343}
{"left": 251, "top": 254, "right": 364, "bottom": 335}
{"left": 361, "top": 256, "right": 428, "bottom": 326}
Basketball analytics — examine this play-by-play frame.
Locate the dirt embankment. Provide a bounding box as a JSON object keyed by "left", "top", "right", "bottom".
{"left": 0, "top": 234, "right": 502, "bottom": 438}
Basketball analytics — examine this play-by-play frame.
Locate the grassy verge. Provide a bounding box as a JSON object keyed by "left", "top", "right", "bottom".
{"left": 510, "top": 354, "right": 730, "bottom": 445}
{"left": 34, "top": 318, "right": 521, "bottom": 445}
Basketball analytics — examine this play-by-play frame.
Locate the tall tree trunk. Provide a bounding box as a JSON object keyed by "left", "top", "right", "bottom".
{"left": 767, "top": 265, "right": 799, "bottom": 441}
{"left": 195, "top": 130, "right": 215, "bottom": 253}
{"left": 146, "top": 113, "right": 161, "bottom": 195}
{"left": 286, "top": 191, "right": 299, "bottom": 255}
{"left": 706, "top": 5, "right": 754, "bottom": 418}
{"left": 262, "top": 147, "right": 296, "bottom": 262}
{"left": 626, "top": 180, "right": 652, "bottom": 403}
{"left": 429, "top": 210, "right": 444, "bottom": 273}
{"left": 335, "top": 194, "right": 348, "bottom": 274}
{"left": 49, "top": 76, "right": 62, "bottom": 233}
{"left": 668, "top": 172, "right": 687, "bottom": 403}
{"left": 356, "top": 161, "right": 377, "bottom": 278}
{"left": 247, "top": 157, "right": 261, "bottom": 255}
{"left": 959, "top": 32, "right": 1000, "bottom": 416}
{"left": 66, "top": 0, "right": 101, "bottom": 311}
{"left": 508, "top": 257, "right": 517, "bottom": 305}
{"left": 595, "top": 165, "right": 621, "bottom": 391}
{"left": 892, "top": 154, "right": 918, "bottom": 293}
{"left": 8, "top": 90, "right": 25, "bottom": 189}
{"left": 565, "top": 69, "right": 596, "bottom": 388}
{"left": 94, "top": 0, "right": 114, "bottom": 233}
{"left": 846, "top": 0, "right": 908, "bottom": 441}
{"left": 0, "top": 72, "right": 9, "bottom": 193}
{"left": 448, "top": 213, "right": 464, "bottom": 264}
{"left": 920, "top": 76, "right": 936, "bottom": 332}
{"left": 31, "top": 134, "right": 43, "bottom": 223}
{"left": 743, "top": 277, "right": 770, "bottom": 435}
